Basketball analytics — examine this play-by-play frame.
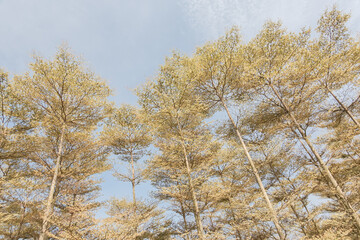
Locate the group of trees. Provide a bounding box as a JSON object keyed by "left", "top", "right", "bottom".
{"left": 0, "top": 7, "right": 359, "bottom": 240}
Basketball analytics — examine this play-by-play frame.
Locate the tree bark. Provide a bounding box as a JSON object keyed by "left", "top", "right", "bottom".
{"left": 130, "top": 151, "right": 137, "bottom": 210}
{"left": 130, "top": 150, "right": 138, "bottom": 235}
{"left": 181, "top": 142, "right": 205, "bottom": 240}
{"left": 325, "top": 84, "right": 360, "bottom": 128}
{"left": 269, "top": 83, "right": 360, "bottom": 231}
{"left": 220, "top": 98, "right": 286, "bottom": 240}
{"left": 39, "top": 124, "right": 66, "bottom": 240}
{"left": 175, "top": 118, "right": 205, "bottom": 239}
{"left": 176, "top": 118, "right": 205, "bottom": 240}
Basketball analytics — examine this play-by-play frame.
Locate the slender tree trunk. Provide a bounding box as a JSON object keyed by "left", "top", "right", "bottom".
{"left": 39, "top": 125, "right": 66, "bottom": 240}
{"left": 220, "top": 98, "right": 286, "bottom": 240}
{"left": 180, "top": 142, "right": 205, "bottom": 240}
{"left": 130, "top": 151, "right": 137, "bottom": 209}
{"left": 175, "top": 118, "right": 205, "bottom": 239}
{"left": 130, "top": 150, "right": 138, "bottom": 235}
{"left": 268, "top": 83, "right": 360, "bottom": 231}
{"left": 324, "top": 84, "right": 360, "bottom": 128}
{"left": 294, "top": 137, "right": 322, "bottom": 234}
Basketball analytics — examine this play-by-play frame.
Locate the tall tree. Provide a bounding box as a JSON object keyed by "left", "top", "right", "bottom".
{"left": 243, "top": 18, "right": 360, "bottom": 233}
{"left": 100, "top": 104, "right": 154, "bottom": 238}
{"left": 14, "top": 46, "right": 111, "bottom": 240}
{"left": 102, "top": 104, "right": 151, "bottom": 210}
{"left": 138, "top": 54, "right": 220, "bottom": 239}
{"left": 310, "top": 9, "right": 360, "bottom": 236}
{"left": 315, "top": 7, "right": 360, "bottom": 128}
{"left": 194, "top": 29, "right": 286, "bottom": 240}
{"left": 0, "top": 69, "right": 39, "bottom": 239}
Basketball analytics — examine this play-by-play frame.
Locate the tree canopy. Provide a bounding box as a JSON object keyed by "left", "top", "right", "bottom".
{"left": 1, "top": 6, "right": 359, "bottom": 240}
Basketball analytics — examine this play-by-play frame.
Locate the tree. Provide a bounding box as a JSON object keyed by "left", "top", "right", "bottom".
{"left": 14, "top": 46, "right": 111, "bottom": 239}
{"left": 0, "top": 69, "right": 39, "bottom": 239}
{"left": 194, "top": 29, "right": 286, "bottom": 240}
{"left": 311, "top": 9, "right": 360, "bottom": 236}
{"left": 97, "top": 198, "right": 172, "bottom": 240}
{"left": 243, "top": 16, "right": 360, "bottom": 234}
{"left": 207, "top": 140, "right": 275, "bottom": 239}
{"left": 315, "top": 7, "right": 360, "bottom": 128}
{"left": 138, "top": 54, "right": 221, "bottom": 239}
{"left": 102, "top": 104, "right": 151, "bottom": 210}
{"left": 100, "top": 104, "right": 154, "bottom": 238}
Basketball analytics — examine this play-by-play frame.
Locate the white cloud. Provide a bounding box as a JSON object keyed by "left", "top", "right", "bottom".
{"left": 180, "top": 0, "right": 359, "bottom": 41}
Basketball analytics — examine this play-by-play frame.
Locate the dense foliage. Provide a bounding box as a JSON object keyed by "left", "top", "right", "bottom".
{"left": 0, "top": 7, "right": 359, "bottom": 240}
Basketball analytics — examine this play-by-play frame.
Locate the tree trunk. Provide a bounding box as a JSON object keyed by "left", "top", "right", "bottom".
{"left": 295, "top": 136, "right": 323, "bottom": 235}
{"left": 175, "top": 118, "right": 205, "bottom": 239}
{"left": 130, "top": 151, "right": 137, "bottom": 209}
{"left": 269, "top": 83, "right": 360, "bottom": 231}
{"left": 39, "top": 125, "right": 66, "bottom": 240}
{"left": 130, "top": 150, "right": 138, "bottom": 235}
{"left": 325, "top": 84, "right": 360, "bottom": 128}
{"left": 220, "top": 98, "right": 286, "bottom": 240}
{"left": 181, "top": 142, "right": 205, "bottom": 240}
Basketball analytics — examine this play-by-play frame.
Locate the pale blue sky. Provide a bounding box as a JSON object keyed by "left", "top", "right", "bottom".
{"left": 1, "top": 0, "right": 360, "bottom": 215}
